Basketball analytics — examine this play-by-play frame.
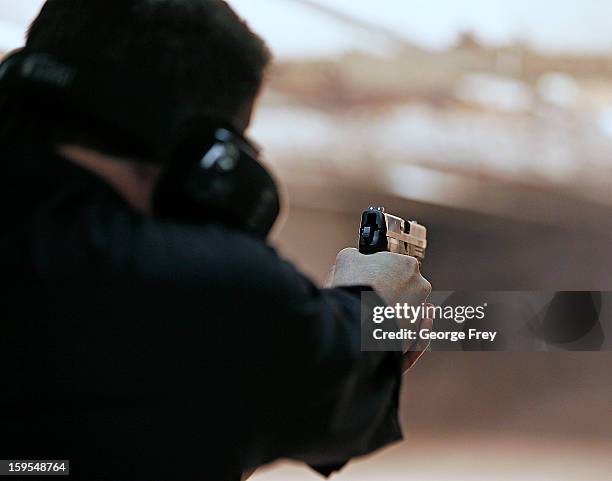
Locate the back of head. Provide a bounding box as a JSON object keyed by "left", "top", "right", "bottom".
{"left": 1, "top": 0, "right": 271, "bottom": 162}
{"left": 27, "top": 0, "right": 271, "bottom": 122}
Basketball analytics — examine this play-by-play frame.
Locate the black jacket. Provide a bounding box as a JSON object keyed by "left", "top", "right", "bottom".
{"left": 1, "top": 152, "right": 403, "bottom": 480}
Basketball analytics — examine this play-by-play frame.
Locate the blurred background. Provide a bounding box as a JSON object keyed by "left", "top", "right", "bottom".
{"left": 2, "top": 1, "right": 611, "bottom": 479}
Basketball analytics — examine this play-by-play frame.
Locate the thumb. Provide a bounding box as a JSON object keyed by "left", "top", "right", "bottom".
{"left": 324, "top": 264, "right": 336, "bottom": 288}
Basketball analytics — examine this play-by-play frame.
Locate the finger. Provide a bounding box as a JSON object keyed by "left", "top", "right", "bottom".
{"left": 402, "top": 333, "right": 430, "bottom": 372}
{"left": 409, "top": 316, "right": 433, "bottom": 355}
{"left": 324, "top": 264, "right": 336, "bottom": 288}
{"left": 419, "top": 274, "right": 432, "bottom": 299}
{"left": 402, "top": 316, "right": 433, "bottom": 374}
{"left": 241, "top": 469, "right": 256, "bottom": 481}
{"left": 404, "top": 304, "right": 434, "bottom": 351}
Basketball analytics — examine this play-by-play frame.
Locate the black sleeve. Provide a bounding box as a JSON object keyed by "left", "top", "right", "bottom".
{"left": 48, "top": 205, "right": 405, "bottom": 475}
{"left": 275, "top": 286, "right": 405, "bottom": 477}
{"left": 118, "top": 220, "right": 405, "bottom": 474}
{"left": 235, "top": 280, "right": 404, "bottom": 474}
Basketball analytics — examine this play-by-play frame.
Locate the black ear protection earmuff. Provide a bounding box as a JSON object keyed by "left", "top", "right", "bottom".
{"left": 0, "top": 49, "right": 280, "bottom": 239}
{"left": 152, "top": 120, "right": 280, "bottom": 238}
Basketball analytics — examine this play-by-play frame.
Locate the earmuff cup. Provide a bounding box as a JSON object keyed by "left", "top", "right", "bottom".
{"left": 153, "top": 122, "right": 280, "bottom": 238}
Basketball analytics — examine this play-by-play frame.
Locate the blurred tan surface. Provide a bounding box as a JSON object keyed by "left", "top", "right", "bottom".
{"left": 253, "top": 348, "right": 612, "bottom": 480}
{"left": 263, "top": 204, "right": 612, "bottom": 480}
{"left": 252, "top": 433, "right": 612, "bottom": 481}
{"left": 257, "top": 16, "right": 612, "bottom": 474}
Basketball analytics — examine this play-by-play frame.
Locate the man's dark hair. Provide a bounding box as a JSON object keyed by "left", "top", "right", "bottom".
{"left": 27, "top": 0, "right": 271, "bottom": 120}
{"left": 0, "top": 0, "right": 271, "bottom": 162}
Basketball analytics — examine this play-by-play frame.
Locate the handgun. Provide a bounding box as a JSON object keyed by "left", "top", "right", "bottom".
{"left": 359, "top": 206, "right": 427, "bottom": 262}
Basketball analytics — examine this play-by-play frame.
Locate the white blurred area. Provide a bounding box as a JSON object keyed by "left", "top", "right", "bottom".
{"left": 2, "top": 3, "right": 612, "bottom": 481}
{"left": 4, "top": 1, "right": 612, "bottom": 222}
{"left": 243, "top": 1, "right": 612, "bottom": 224}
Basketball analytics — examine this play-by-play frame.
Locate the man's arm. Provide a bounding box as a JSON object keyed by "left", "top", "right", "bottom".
{"left": 91, "top": 213, "right": 430, "bottom": 474}
{"left": 236, "top": 247, "right": 430, "bottom": 474}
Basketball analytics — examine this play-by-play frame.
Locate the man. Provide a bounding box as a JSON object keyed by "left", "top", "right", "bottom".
{"left": 0, "top": 1, "right": 432, "bottom": 480}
